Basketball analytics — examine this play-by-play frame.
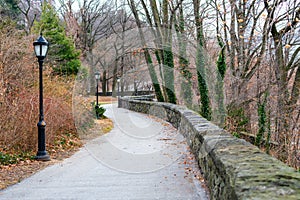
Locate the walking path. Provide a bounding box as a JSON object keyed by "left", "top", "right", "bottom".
{"left": 0, "top": 104, "right": 209, "bottom": 200}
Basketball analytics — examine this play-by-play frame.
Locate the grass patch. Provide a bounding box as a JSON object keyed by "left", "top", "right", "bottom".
{"left": 0, "top": 152, "right": 34, "bottom": 166}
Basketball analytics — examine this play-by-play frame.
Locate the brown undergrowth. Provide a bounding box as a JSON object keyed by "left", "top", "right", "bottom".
{"left": 0, "top": 93, "right": 114, "bottom": 190}
{"left": 0, "top": 22, "right": 114, "bottom": 189}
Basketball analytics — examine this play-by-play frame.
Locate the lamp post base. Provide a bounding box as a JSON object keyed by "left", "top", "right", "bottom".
{"left": 35, "top": 151, "right": 50, "bottom": 161}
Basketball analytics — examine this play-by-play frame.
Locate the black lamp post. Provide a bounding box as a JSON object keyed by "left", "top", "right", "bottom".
{"left": 95, "top": 72, "right": 100, "bottom": 107}
{"left": 33, "top": 34, "right": 50, "bottom": 161}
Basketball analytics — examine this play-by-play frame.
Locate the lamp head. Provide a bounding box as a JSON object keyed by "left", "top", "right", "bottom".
{"left": 95, "top": 71, "right": 100, "bottom": 80}
{"left": 33, "top": 34, "right": 49, "bottom": 60}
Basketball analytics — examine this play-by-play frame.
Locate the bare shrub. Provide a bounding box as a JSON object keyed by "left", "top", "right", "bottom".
{"left": 0, "top": 20, "right": 77, "bottom": 155}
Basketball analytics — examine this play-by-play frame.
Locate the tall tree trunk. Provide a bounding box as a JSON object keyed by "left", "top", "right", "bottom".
{"left": 162, "top": 42, "right": 177, "bottom": 104}
{"left": 140, "top": 0, "right": 167, "bottom": 101}
{"left": 102, "top": 70, "right": 107, "bottom": 96}
{"left": 161, "top": 0, "right": 176, "bottom": 104}
{"left": 269, "top": 17, "right": 288, "bottom": 161}
{"left": 129, "top": 0, "right": 164, "bottom": 102}
{"left": 175, "top": 3, "right": 192, "bottom": 107}
{"left": 112, "top": 60, "right": 118, "bottom": 97}
{"left": 88, "top": 54, "right": 97, "bottom": 96}
{"left": 146, "top": 0, "right": 177, "bottom": 103}
{"left": 291, "top": 67, "right": 300, "bottom": 106}
{"left": 215, "top": 37, "right": 226, "bottom": 126}
{"left": 193, "top": 0, "right": 211, "bottom": 120}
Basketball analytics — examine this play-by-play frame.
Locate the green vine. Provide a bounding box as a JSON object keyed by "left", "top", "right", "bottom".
{"left": 215, "top": 36, "right": 226, "bottom": 125}
{"left": 198, "top": 70, "right": 212, "bottom": 120}
{"left": 255, "top": 93, "right": 268, "bottom": 146}
{"left": 217, "top": 37, "right": 226, "bottom": 79}
{"left": 226, "top": 103, "right": 249, "bottom": 134}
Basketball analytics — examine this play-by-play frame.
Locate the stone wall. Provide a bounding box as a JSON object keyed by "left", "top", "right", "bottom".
{"left": 118, "top": 97, "right": 300, "bottom": 200}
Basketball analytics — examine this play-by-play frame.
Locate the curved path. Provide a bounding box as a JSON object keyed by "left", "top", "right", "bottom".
{"left": 0, "top": 104, "right": 209, "bottom": 200}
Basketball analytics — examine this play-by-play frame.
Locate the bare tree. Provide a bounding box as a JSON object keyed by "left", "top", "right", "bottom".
{"left": 212, "top": 0, "right": 300, "bottom": 167}
{"left": 213, "top": 0, "right": 269, "bottom": 104}
{"left": 128, "top": 0, "right": 164, "bottom": 101}
{"left": 17, "top": 0, "right": 41, "bottom": 35}
{"left": 263, "top": 0, "right": 300, "bottom": 164}
{"left": 58, "top": 0, "right": 117, "bottom": 94}
{"left": 110, "top": 2, "right": 136, "bottom": 96}
{"left": 78, "top": 0, "right": 115, "bottom": 56}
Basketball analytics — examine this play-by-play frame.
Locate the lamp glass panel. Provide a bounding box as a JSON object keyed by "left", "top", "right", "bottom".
{"left": 34, "top": 45, "right": 41, "bottom": 56}
{"left": 41, "top": 44, "right": 48, "bottom": 57}
{"left": 95, "top": 73, "right": 100, "bottom": 80}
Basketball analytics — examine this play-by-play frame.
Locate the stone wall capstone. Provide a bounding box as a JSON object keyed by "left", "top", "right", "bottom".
{"left": 118, "top": 96, "right": 300, "bottom": 200}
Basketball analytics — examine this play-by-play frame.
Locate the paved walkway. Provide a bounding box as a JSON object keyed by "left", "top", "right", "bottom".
{"left": 0, "top": 104, "right": 209, "bottom": 200}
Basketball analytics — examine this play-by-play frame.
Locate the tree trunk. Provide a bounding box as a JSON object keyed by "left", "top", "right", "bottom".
{"left": 129, "top": 0, "right": 164, "bottom": 102}
{"left": 112, "top": 60, "right": 118, "bottom": 97}
{"left": 161, "top": 0, "right": 176, "bottom": 104}
{"left": 193, "top": 0, "right": 211, "bottom": 120}
{"left": 175, "top": 4, "right": 192, "bottom": 107}
{"left": 102, "top": 70, "right": 107, "bottom": 96}
{"left": 215, "top": 37, "right": 226, "bottom": 126}
{"left": 290, "top": 62, "right": 300, "bottom": 107}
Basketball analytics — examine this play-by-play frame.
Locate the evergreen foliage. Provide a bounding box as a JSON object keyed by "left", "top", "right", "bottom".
{"left": 0, "top": 0, "right": 20, "bottom": 20}
{"left": 94, "top": 103, "right": 106, "bottom": 119}
{"left": 32, "top": 3, "right": 81, "bottom": 75}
